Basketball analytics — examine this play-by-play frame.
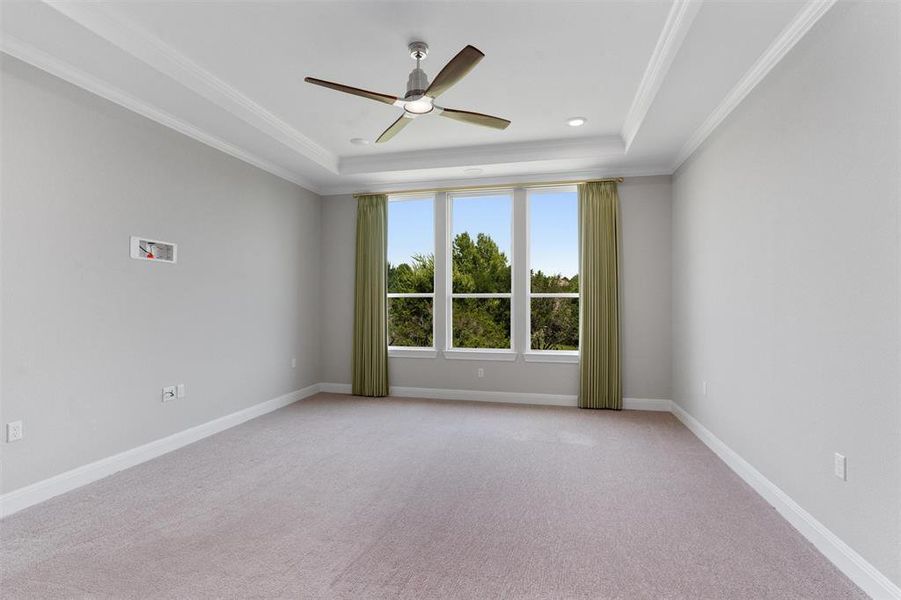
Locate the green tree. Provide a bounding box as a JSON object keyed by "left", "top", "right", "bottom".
{"left": 451, "top": 232, "right": 511, "bottom": 348}
{"left": 451, "top": 232, "right": 510, "bottom": 293}
{"left": 530, "top": 269, "right": 579, "bottom": 350}
{"left": 388, "top": 253, "right": 434, "bottom": 347}
{"left": 388, "top": 253, "right": 434, "bottom": 293}
{"left": 387, "top": 233, "right": 577, "bottom": 350}
{"left": 530, "top": 270, "right": 578, "bottom": 294}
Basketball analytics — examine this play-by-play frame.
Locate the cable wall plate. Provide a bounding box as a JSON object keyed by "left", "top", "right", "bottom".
{"left": 130, "top": 236, "right": 177, "bottom": 263}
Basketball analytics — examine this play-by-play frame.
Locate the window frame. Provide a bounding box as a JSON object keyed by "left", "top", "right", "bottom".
{"left": 445, "top": 189, "right": 516, "bottom": 355}
{"left": 525, "top": 185, "right": 580, "bottom": 362}
{"left": 387, "top": 193, "right": 437, "bottom": 357}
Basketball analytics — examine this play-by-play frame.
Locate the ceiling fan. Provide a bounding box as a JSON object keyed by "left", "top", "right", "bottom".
{"left": 304, "top": 42, "right": 511, "bottom": 143}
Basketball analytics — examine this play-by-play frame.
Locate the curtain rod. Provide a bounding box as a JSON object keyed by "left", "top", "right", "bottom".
{"left": 352, "top": 177, "right": 624, "bottom": 198}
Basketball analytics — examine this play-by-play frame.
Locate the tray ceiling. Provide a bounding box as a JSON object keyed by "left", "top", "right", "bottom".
{"left": 1, "top": 0, "right": 830, "bottom": 194}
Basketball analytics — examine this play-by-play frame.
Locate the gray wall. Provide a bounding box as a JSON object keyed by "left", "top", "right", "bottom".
{"left": 0, "top": 56, "right": 322, "bottom": 493}
{"left": 320, "top": 176, "right": 672, "bottom": 400}
{"left": 672, "top": 2, "right": 900, "bottom": 585}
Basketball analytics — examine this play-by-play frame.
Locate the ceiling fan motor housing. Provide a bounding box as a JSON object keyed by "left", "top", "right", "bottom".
{"left": 405, "top": 67, "right": 430, "bottom": 100}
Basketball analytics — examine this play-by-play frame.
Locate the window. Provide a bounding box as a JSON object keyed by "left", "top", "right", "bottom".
{"left": 387, "top": 195, "right": 434, "bottom": 348}
{"left": 448, "top": 191, "right": 513, "bottom": 350}
{"left": 384, "top": 185, "right": 579, "bottom": 361}
{"left": 528, "top": 187, "right": 579, "bottom": 352}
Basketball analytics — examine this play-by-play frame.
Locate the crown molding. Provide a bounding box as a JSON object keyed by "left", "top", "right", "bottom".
{"left": 319, "top": 165, "right": 672, "bottom": 196}
{"left": 338, "top": 135, "right": 625, "bottom": 176}
{"left": 1, "top": 35, "right": 323, "bottom": 194}
{"left": 671, "top": 0, "right": 837, "bottom": 171}
{"left": 42, "top": 0, "right": 338, "bottom": 174}
{"left": 622, "top": 0, "right": 703, "bottom": 152}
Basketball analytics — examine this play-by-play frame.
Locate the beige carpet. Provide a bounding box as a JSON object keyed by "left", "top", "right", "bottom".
{"left": 1, "top": 393, "right": 864, "bottom": 599}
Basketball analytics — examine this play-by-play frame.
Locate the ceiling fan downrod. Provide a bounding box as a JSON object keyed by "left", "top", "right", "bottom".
{"left": 406, "top": 41, "right": 430, "bottom": 101}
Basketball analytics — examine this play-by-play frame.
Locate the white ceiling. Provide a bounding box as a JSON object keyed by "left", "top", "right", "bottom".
{"left": 1, "top": 0, "right": 831, "bottom": 194}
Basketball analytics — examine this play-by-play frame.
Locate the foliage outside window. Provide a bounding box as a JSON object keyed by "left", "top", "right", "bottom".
{"left": 450, "top": 192, "right": 513, "bottom": 349}
{"left": 387, "top": 196, "right": 434, "bottom": 347}
{"left": 529, "top": 188, "right": 579, "bottom": 351}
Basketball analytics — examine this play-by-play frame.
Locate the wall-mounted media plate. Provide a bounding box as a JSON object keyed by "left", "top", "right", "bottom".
{"left": 130, "top": 236, "right": 177, "bottom": 263}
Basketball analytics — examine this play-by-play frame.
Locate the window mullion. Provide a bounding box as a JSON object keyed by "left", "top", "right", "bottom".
{"left": 512, "top": 187, "right": 528, "bottom": 355}
{"left": 387, "top": 293, "right": 435, "bottom": 298}
{"left": 436, "top": 191, "right": 449, "bottom": 352}
{"left": 450, "top": 293, "right": 511, "bottom": 299}
{"left": 530, "top": 293, "right": 579, "bottom": 298}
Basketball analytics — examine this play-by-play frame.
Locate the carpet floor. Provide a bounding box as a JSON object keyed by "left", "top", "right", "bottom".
{"left": 1, "top": 393, "right": 864, "bottom": 599}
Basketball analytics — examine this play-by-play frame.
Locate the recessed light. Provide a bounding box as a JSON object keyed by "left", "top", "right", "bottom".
{"left": 350, "top": 138, "right": 370, "bottom": 145}
{"left": 566, "top": 117, "right": 587, "bottom": 127}
{"left": 464, "top": 167, "right": 483, "bottom": 175}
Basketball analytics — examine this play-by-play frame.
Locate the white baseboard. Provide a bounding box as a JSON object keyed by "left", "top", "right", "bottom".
{"left": 319, "top": 382, "right": 353, "bottom": 394}
{"left": 0, "top": 384, "right": 320, "bottom": 519}
{"left": 318, "top": 383, "right": 669, "bottom": 411}
{"left": 670, "top": 401, "right": 901, "bottom": 600}
{"left": 391, "top": 385, "right": 577, "bottom": 406}
{"left": 622, "top": 397, "right": 672, "bottom": 411}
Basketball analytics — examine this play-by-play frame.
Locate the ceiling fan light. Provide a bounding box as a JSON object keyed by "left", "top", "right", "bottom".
{"left": 404, "top": 98, "right": 433, "bottom": 115}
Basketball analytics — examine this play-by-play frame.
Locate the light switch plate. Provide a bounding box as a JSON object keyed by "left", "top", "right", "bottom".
{"left": 177, "top": 384, "right": 186, "bottom": 398}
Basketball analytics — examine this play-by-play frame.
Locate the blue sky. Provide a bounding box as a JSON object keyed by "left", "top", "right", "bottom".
{"left": 528, "top": 190, "right": 578, "bottom": 277}
{"left": 387, "top": 197, "right": 434, "bottom": 266}
{"left": 387, "top": 190, "right": 577, "bottom": 277}
{"left": 452, "top": 193, "right": 512, "bottom": 257}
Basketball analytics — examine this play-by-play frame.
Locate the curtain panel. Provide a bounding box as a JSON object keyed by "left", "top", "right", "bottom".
{"left": 578, "top": 181, "right": 622, "bottom": 409}
{"left": 352, "top": 194, "right": 389, "bottom": 397}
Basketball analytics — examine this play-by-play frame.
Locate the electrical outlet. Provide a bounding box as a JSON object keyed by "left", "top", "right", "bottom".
{"left": 177, "top": 384, "right": 186, "bottom": 399}
{"left": 162, "top": 386, "right": 177, "bottom": 402}
{"left": 291, "top": 357, "right": 297, "bottom": 369}
{"left": 834, "top": 453, "right": 847, "bottom": 481}
{"left": 477, "top": 368, "right": 484, "bottom": 378}
{"left": 6, "top": 421, "right": 23, "bottom": 443}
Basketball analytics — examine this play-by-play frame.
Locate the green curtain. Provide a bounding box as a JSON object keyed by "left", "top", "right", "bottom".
{"left": 578, "top": 181, "right": 622, "bottom": 410}
{"left": 352, "top": 194, "right": 389, "bottom": 397}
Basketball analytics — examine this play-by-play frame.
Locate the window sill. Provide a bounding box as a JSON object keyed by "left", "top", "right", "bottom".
{"left": 443, "top": 349, "right": 518, "bottom": 362}
{"left": 523, "top": 351, "right": 579, "bottom": 364}
{"left": 388, "top": 347, "right": 438, "bottom": 359}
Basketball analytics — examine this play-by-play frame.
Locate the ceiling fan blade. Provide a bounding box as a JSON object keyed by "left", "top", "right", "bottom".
{"left": 425, "top": 45, "right": 484, "bottom": 98}
{"left": 376, "top": 114, "right": 414, "bottom": 143}
{"left": 439, "top": 108, "right": 511, "bottom": 130}
{"left": 304, "top": 77, "right": 398, "bottom": 105}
